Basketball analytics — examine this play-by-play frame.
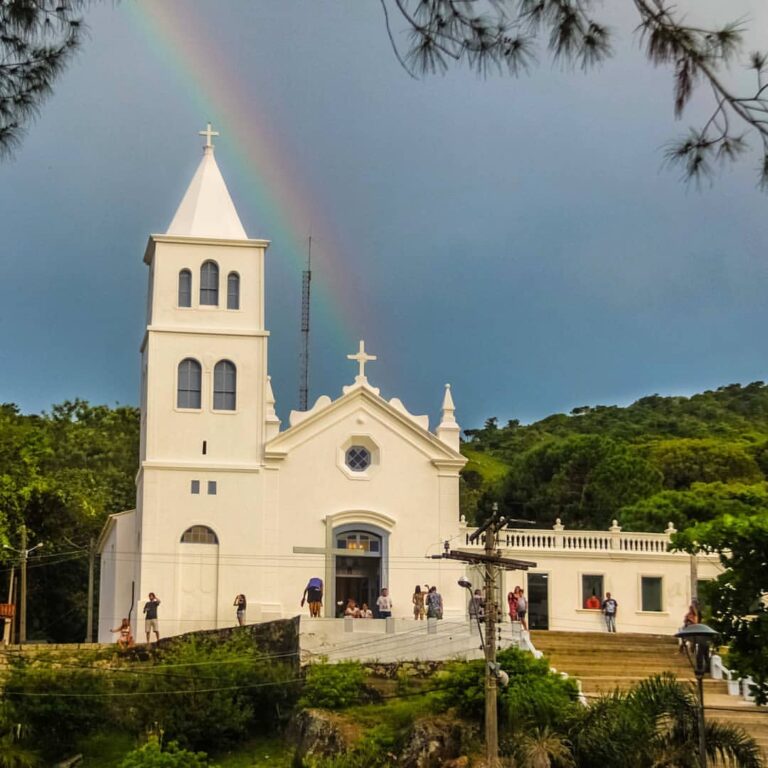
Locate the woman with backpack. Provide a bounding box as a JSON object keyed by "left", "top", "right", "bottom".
{"left": 426, "top": 585, "right": 443, "bottom": 619}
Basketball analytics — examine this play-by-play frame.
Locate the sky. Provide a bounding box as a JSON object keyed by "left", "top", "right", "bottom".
{"left": 1, "top": 1, "right": 767, "bottom": 430}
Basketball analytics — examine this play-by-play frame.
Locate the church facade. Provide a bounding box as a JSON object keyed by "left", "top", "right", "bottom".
{"left": 97, "top": 130, "right": 467, "bottom": 641}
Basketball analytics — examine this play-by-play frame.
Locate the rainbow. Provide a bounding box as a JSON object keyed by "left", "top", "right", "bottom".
{"left": 123, "top": 0, "right": 358, "bottom": 370}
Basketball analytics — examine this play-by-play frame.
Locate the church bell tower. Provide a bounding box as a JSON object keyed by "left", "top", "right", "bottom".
{"left": 135, "top": 125, "right": 271, "bottom": 633}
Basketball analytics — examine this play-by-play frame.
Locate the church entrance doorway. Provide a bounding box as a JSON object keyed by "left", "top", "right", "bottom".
{"left": 334, "top": 531, "right": 382, "bottom": 616}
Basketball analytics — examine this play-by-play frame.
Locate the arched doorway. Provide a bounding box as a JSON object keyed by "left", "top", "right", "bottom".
{"left": 178, "top": 525, "right": 219, "bottom": 631}
{"left": 332, "top": 527, "right": 387, "bottom": 617}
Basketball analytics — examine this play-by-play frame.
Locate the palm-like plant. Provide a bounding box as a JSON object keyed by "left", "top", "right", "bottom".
{"left": 512, "top": 726, "right": 575, "bottom": 768}
{"left": 0, "top": 730, "right": 39, "bottom": 768}
{"left": 571, "top": 674, "right": 762, "bottom": 768}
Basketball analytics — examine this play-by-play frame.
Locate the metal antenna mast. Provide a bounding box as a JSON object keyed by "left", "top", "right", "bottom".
{"left": 299, "top": 236, "right": 312, "bottom": 411}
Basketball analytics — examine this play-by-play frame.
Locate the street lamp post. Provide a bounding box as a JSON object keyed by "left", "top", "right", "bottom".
{"left": 3, "top": 526, "right": 44, "bottom": 644}
{"left": 675, "top": 622, "right": 719, "bottom": 768}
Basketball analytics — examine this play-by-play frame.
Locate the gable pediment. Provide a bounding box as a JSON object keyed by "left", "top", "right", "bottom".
{"left": 264, "top": 385, "right": 464, "bottom": 468}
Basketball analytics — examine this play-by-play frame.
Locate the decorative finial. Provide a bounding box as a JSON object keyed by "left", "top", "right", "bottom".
{"left": 347, "top": 340, "right": 376, "bottom": 383}
{"left": 199, "top": 122, "right": 220, "bottom": 151}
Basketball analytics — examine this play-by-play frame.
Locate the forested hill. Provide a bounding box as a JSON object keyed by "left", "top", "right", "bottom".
{"left": 460, "top": 381, "right": 768, "bottom": 533}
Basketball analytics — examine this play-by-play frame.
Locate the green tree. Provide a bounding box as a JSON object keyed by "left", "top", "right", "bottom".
{"left": 0, "top": 1, "right": 84, "bottom": 154}
{"left": 0, "top": 400, "right": 139, "bottom": 642}
{"left": 4, "top": 3, "right": 768, "bottom": 188}
{"left": 387, "top": 1, "right": 768, "bottom": 188}
{"left": 620, "top": 482, "right": 768, "bottom": 532}
{"left": 673, "top": 513, "right": 768, "bottom": 705}
{"left": 502, "top": 436, "right": 660, "bottom": 528}
{"left": 647, "top": 439, "right": 762, "bottom": 490}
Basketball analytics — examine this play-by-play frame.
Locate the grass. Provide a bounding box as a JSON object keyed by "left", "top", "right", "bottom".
{"left": 213, "top": 736, "right": 295, "bottom": 767}
{"left": 77, "top": 730, "right": 136, "bottom": 767}
{"left": 462, "top": 447, "right": 509, "bottom": 482}
{"left": 76, "top": 732, "right": 294, "bottom": 767}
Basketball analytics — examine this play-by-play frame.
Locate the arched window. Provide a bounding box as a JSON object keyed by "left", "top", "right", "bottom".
{"left": 180, "top": 525, "right": 219, "bottom": 544}
{"left": 177, "top": 358, "right": 202, "bottom": 409}
{"left": 200, "top": 261, "right": 219, "bottom": 305}
{"left": 178, "top": 269, "right": 192, "bottom": 307}
{"left": 213, "top": 360, "right": 236, "bottom": 410}
{"left": 227, "top": 272, "right": 240, "bottom": 310}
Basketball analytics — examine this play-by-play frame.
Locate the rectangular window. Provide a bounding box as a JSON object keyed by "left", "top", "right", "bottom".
{"left": 191, "top": 480, "right": 200, "bottom": 494}
{"left": 641, "top": 576, "right": 663, "bottom": 612}
{"left": 207, "top": 481, "right": 217, "bottom": 495}
{"left": 581, "top": 574, "right": 604, "bottom": 608}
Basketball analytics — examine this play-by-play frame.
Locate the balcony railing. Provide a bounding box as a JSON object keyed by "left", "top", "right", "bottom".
{"left": 459, "top": 518, "right": 685, "bottom": 555}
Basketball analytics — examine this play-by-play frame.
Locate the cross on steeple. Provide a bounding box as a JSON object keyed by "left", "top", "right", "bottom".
{"left": 199, "top": 122, "right": 220, "bottom": 149}
{"left": 347, "top": 340, "right": 376, "bottom": 382}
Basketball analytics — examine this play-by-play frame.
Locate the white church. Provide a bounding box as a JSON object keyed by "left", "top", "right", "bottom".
{"left": 96, "top": 127, "right": 468, "bottom": 641}
{"left": 97, "top": 127, "right": 721, "bottom": 643}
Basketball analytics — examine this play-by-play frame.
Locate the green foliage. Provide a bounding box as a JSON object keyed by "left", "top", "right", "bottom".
{"left": 568, "top": 674, "right": 761, "bottom": 768}
{"left": 0, "top": 400, "right": 139, "bottom": 642}
{"left": 3, "top": 652, "right": 114, "bottom": 759}
{"left": 0, "top": 706, "right": 40, "bottom": 768}
{"left": 460, "top": 382, "right": 768, "bottom": 531}
{"left": 673, "top": 513, "right": 768, "bottom": 704}
{"left": 2, "top": 634, "right": 297, "bottom": 759}
{"left": 501, "top": 435, "right": 662, "bottom": 528}
{"left": 647, "top": 438, "right": 762, "bottom": 490}
{"left": 299, "top": 662, "right": 368, "bottom": 710}
{"left": 118, "top": 736, "right": 213, "bottom": 768}
{"left": 432, "top": 647, "right": 579, "bottom": 728}
{"left": 127, "top": 632, "right": 298, "bottom": 751}
{"left": 620, "top": 481, "right": 768, "bottom": 531}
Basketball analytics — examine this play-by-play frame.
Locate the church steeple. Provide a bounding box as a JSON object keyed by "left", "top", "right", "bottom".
{"left": 166, "top": 123, "right": 248, "bottom": 240}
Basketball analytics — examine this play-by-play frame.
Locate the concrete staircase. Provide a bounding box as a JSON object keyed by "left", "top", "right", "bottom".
{"left": 531, "top": 631, "right": 768, "bottom": 755}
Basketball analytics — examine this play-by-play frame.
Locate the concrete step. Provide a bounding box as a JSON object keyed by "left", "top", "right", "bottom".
{"left": 529, "top": 631, "right": 768, "bottom": 758}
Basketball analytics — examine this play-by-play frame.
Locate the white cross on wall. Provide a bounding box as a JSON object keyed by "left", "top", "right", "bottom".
{"left": 347, "top": 340, "right": 377, "bottom": 380}
{"left": 199, "top": 122, "right": 220, "bottom": 148}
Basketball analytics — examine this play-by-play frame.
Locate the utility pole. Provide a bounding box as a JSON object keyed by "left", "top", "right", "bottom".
{"left": 483, "top": 515, "right": 499, "bottom": 766}
{"left": 20, "top": 525, "right": 27, "bottom": 644}
{"left": 4, "top": 525, "right": 44, "bottom": 644}
{"left": 434, "top": 504, "right": 536, "bottom": 768}
{"left": 85, "top": 537, "right": 95, "bottom": 643}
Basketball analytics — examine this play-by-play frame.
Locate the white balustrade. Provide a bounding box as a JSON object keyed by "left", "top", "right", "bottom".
{"left": 460, "top": 519, "right": 682, "bottom": 555}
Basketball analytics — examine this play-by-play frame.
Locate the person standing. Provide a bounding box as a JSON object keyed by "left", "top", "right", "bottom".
{"left": 233, "top": 594, "right": 247, "bottom": 626}
{"left": 507, "top": 589, "right": 519, "bottom": 622}
{"left": 143, "top": 592, "right": 161, "bottom": 644}
{"left": 301, "top": 577, "right": 323, "bottom": 618}
{"left": 468, "top": 589, "right": 485, "bottom": 623}
{"left": 376, "top": 587, "right": 393, "bottom": 619}
{"left": 426, "top": 585, "right": 443, "bottom": 619}
{"left": 602, "top": 592, "right": 618, "bottom": 632}
{"left": 412, "top": 585, "right": 425, "bottom": 620}
{"left": 515, "top": 586, "right": 528, "bottom": 630}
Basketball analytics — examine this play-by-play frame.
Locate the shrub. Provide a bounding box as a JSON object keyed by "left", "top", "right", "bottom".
{"left": 118, "top": 736, "right": 212, "bottom": 767}
{"left": 432, "top": 647, "right": 579, "bottom": 729}
{"left": 299, "top": 662, "right": 367, "bottom": 710}
{"left": 127, "top": 632, "right": 298, "bottom": 751}
{"left": 3, "top": 652, "right": 115, "bottom": 758}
